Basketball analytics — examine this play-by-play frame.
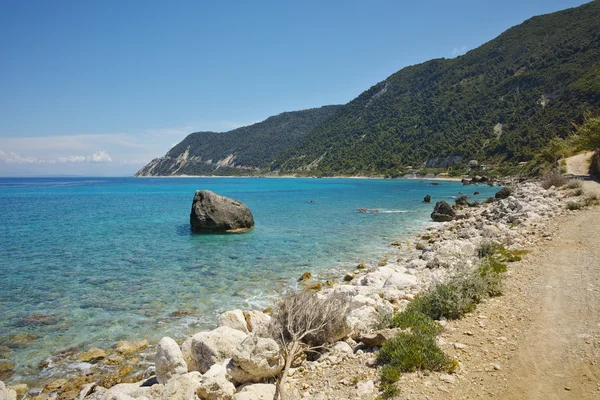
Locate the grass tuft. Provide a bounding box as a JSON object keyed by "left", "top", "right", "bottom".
{"left": 377, "top": 331, "right": 454, "bottom": 374}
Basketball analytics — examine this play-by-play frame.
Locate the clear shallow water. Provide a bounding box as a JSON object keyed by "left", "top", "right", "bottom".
{"left": 0, "top": 177, "right": 497, "bottom": 381}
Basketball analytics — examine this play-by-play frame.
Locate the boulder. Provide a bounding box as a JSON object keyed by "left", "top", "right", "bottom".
{"left": 383, "top": 272, "right": 418, "bottom": 290}
{"left": 423, "top": 195, "right": 431, "bottom": 203}
{"left": 182, "top": 327, "right": 247, "bottom": 373}
{"left": 190, "top": 190, "right": 254, "bottom": 233}
{"left": 197, "top": 364, "right": 235, "bottom": 400}
{"left": 431, "top": 201, "right": 455, "bottom": 222}
{"left": 228, "top": 335, "right": 283, "bottom": 383}
{"left": 495, "top": 187, "right": 512, "bottom": 200}
{"left": 233, "top": 384, "right": 276, "bottom": 400}
{"left": 218, "top": 310, "right": 249, "bottom": 334}
{"left": 0, "top": 381, "right": 16, "bottom": 400}
{"left": 161, "top": 372, "right": 202, "bottom": 400}
{"left": 242, "top": 311, "right": 271, "bottom": 336}
{"left": 155, "top": 337, "right": 188, "bottom": 384}
{"left": 455, "top": 195, "right": 468, "bottom": 206}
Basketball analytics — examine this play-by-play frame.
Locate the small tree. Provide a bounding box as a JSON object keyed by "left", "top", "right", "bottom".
{"left": 269, "top": 290, "right": 349, "bottom": 400}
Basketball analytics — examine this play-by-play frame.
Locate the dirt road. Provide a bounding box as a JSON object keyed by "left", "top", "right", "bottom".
{"left": 565, "top": 151, "right": 594, "bottom": 177}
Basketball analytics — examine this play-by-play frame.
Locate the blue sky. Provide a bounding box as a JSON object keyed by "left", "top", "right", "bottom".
{"left": 0, "top": 0, "right": 590, "bottom": 176}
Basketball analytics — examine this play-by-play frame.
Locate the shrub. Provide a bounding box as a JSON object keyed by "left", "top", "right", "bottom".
{"left": 566, "top": 201, "right": 582, "bottom": 210}
{"left": 566, "top": 180, "right": 583, "bottom": 189}
{"left": 476, "top": 240, "right": 497, "bottom": 258}
{"left": 541, "top": 172, "right": 568, "bottom": 189}
{"left": 407, "top": 281, "right": 476, "bottom": 321}
{"left": 391, "top": 309, "right": 442, "bottom": 336}
{"left": 378, "top": 331, "right": 454, "bottom": 373}
{"left": 585, "top": 193, "right": 599, "bottom": 206}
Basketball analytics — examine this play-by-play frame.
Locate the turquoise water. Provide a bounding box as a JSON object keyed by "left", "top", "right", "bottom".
{"left": 0, "top": 177, "right": 497, "bottom": 381}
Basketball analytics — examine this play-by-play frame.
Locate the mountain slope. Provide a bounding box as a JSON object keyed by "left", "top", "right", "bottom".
{"left": 135, "top": 105, "right": 341, "bottom": 176}
{"left": 274, "top": 1, "right": 600, "bottom": 175}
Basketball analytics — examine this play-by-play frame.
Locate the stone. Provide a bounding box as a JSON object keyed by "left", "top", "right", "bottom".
{"left": 155, "top": 337, "right": 188, "bottom": 384}
{"left": 197, "top": 364, "right": 235, "bottom": 400}
{"left": 356, "top": 380, "right": 375, "bottom": 396}
{"left": 190, "top": 190, "right": 254, "bottom": 233}
{"left": 297, "top": 272, "right": 312, "bottom": 282}
{"left": 383, "top": 272, "right": 418, "bottom": 290}
{"left": 182, "top": 327, "right": 247, "bottom": 374}
{"left": 242, "top": 311, "right": 271, "bottom": 336}
{"left": 78, "top": 347, "right": 107, "bottom": 363}
{"left": 43, "top": 378, "right": 68, "bottom": 393}
{"left": 423, "top": 195, "right": 431, "bottom": 203}
{"left": 439, "top": 374, "right": 456, "bottom": 384}
{"left": 0, "top": 362, "right": 14, "bottom": 381}
{"left": 455, "top": 195, "right": 468, "bottom": 206}
{"left": 7, "top": 384, "right": 27, "bottom": 397}
{"left": 218, "top": 310, "right": 249, "bottom": 334}
{"left": 114, "top": 339, "right": 148, "bottom": 355}
{"left": 357, "top": 328, "right": 405, "bottom": 347}
{"left": 495, "top": 187, "right": 512, "bottom": 200}
{"left": 228, "top": 335, "right": 283, "bottom": 383}
{"left": 0, "top": 381, "right": 16, "bottom": 400}
{"left": 233, "top": 384, "right": 276, "bottom": 400}
{"left": 431, "top": 201, "right": 456, "bottom": 222}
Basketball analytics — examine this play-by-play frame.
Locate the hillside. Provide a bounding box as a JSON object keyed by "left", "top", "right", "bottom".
{"left": 274, "top": 1, "right": 600, "bottom": 175}
{"left": 138, "top": 1, "right": 600, "bottom": 177}
{"left": 135, "top": 105, "right": 341, "bottom": 176}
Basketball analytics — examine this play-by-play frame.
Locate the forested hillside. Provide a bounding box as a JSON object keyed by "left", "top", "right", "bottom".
{"left": 138, "top": 1, "right": 600, "bottom": 177}
{"left": 135, "top": 105, "right": 341, "bottom": 176}
{"left": 274, "top": 1, "right": 600, "bottom": 175}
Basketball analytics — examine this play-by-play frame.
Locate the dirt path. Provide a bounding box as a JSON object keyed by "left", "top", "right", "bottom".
{"left": 408, "top": 162, "right": 600, "bottom": 399}
{"left": 565, "top": 151, "right": 594, "bottom": 177}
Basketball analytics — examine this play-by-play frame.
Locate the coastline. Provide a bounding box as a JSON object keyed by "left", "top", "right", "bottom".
{"left": 2, "top": 177, "right": 583, "bottom": 400}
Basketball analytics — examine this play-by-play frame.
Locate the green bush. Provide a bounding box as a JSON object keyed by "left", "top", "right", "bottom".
{"left": 377, "top": 331, "right": 454, "bottom": 373}
{"left": 407, "top": 281, "right": 476, "bottom": 321}
{"left": 566, "top": 201, "right": 582, "bottom": 210}
{"left": 391, "top": 309, "right": 443, "bottom": 336}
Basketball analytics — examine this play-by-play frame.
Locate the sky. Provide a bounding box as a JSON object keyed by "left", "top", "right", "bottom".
{"left": 0, "top": 0, "right": 591, "bottom": 176}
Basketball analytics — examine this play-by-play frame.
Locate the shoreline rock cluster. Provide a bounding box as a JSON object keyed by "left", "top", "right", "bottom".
{"left": 0, "top": 180, "right": 579, "bottom": 400}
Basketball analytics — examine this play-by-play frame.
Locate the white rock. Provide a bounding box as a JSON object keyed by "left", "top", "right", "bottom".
{"left": 162, "top": 372, "right": 202, "bottom": 400}
{"left": 233, "top": 384, "right": 276, "bottom": 400}
{"left": 0, "top": 381, "right": 16, "bottom": 400}
{"left": 243, "top": 311, "right": 271, "bottom": 335}
{"left": 182, "top": 326, "right": 247, "bottom": 373}
{"left": 155, "top": 337, "right": 188, "bottom": 384}
{"left": 228, "top": 335, "right": 284, "bottom": 383}
{"left": 329, "top": 341, "right": 353, "bottom": 359}
{"left": 197, "top": 364, "right": 235, "bottom": 400}
{"left": 218, "top": 310, "right": 249, "bottom": 334}
{"left": 346, "top": 305, "right": 380, "bottom": 334}
{"left": 383, "top": 272, "right": 418, "bottom": 290}
{"left": 439, "top": 374, "right": 456, "bottom": 384}
{"left": 356, "top": 380, "right": 375, "bottom": 395}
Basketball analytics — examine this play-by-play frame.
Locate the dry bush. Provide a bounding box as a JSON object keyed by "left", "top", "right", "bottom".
{"left": 566, "top": 179, "right": 583, "bottom": 189}
{"left": 541, "top": 172, "right": 568, "bottom": 189}
{"left": 269, "top": 290, "right": 349, "bottom": 399}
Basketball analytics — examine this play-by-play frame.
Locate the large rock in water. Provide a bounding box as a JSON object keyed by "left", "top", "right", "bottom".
{"left": 190, "top": 190, "right": 254, "bottom": 233}
{"left": 431, "top": 201, "right": 455, "bottom": 222}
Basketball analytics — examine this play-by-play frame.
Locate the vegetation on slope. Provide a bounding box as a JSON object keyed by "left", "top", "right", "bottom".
{"left": 135, "top": 105, "right": 341, "bottom": 176}
{"left": 274, "top": 1, "right": 600, "bottom": 176}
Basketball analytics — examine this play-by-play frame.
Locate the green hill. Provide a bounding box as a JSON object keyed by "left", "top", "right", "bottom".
{"left": 274, "top": 1, "right": 600, "bottom": 175}
{"left": 135, "top": 105, "right": 341, "bottom": 176}
{"left": 138, "top": 1, "right": 600, "bottom": 177}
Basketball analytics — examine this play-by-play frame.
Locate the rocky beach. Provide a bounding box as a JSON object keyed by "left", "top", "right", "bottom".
{"left": 2, "top": 172, "right": 598, "bottom": 400}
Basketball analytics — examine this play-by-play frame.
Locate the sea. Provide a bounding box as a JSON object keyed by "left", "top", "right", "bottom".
{"left": 0, "top": 177, "right": 498, "bottom": 382}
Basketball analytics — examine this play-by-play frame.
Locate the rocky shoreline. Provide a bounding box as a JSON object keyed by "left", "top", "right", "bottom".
{"left": 1, "top": 179, "right": 585, "bottom": 400}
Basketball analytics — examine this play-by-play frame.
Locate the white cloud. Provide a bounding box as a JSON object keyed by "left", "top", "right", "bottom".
{"left": 452, "top": 45, "right": 468, "bottom": 57}
{"left": 0, "top": 150, "right": 112, "bottom": 165}
{"left": 90, "top": 150, "right": 112, "bottom": 163}
{"left": 0, "top": 150, "right": 38, "bottom": 164}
